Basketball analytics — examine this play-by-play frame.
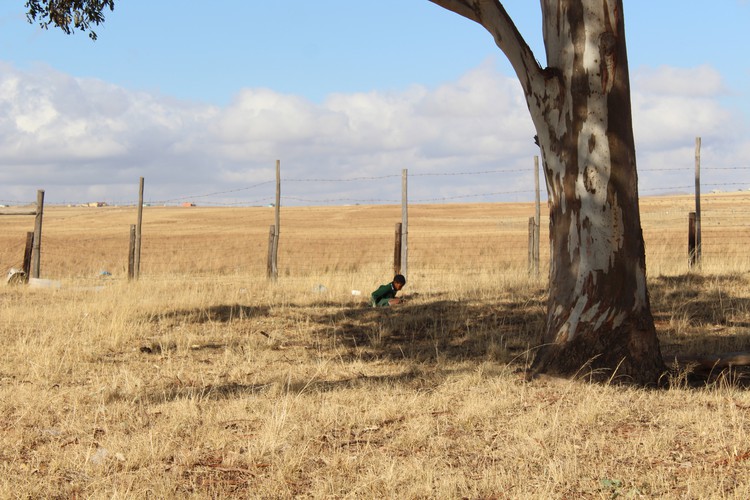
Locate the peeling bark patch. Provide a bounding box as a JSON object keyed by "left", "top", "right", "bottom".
{"left": 599, "top": 32, "right": 617, "bottom": 93}
{"left": 579, "top": 301, "right": 600, "bottom": 324}
{"left": 567, "top": 216, "right": 580, "bottom": 264}
{"left": 594, "top": 307, "right": 610, "bottom": 331}
{"left": 612, "top": 311, "right": 627, "bottom": 328}
{"left": 556, "top": 173, "right": 567, "bottom": 214}
{"left": 554, "top": 305, "right": 564, "bottom": 319}
{"left": 583, "top": 164, "right": 597, "bottom": 193}
{"left": 562, "top": 294, "right": 589, "bottom": 342}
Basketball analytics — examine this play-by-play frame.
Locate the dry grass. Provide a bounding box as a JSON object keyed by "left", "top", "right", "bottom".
{"left": 2, "top": 195, "right": 750, "bottom": 498}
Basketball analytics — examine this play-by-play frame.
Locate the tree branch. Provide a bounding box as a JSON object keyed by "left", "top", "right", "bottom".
{"left": 25, "top": 0, "right": 114, "bottom": 40}
{"left": 427, "top": 0, "right": 544, "bottom": 94}
{"left": 428, "top": 0, "right": 480, "bottom": 22}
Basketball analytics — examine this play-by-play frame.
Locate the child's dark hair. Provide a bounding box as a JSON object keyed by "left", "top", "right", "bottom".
{"left": 393, "top": 274, "right": 406, "bottom": 285}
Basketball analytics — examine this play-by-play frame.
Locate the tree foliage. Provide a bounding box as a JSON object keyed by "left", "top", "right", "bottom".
{"left": 25, "top": 0, "right": 113, "bottom": 40}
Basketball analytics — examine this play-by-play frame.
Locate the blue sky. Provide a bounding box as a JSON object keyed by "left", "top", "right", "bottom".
{"left": 1, "top": 1, "right": 749, "bottom": 206}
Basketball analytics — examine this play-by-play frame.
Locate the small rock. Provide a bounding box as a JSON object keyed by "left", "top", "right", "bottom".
{"left": 90, "top": 447, "right": 109, "bottom": 465}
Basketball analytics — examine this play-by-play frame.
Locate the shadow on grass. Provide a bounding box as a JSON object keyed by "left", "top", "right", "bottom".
{"left": 650, "top": 273, "right": 750, "bottom": 386}
{"left": 651, "top": 273, "right": 750, "bottom": 347}
{"left": 130, "top": 367, "right": 466, "bottom": 404}
{"left": 299, "top": 273, "right": 750, "bottom": 387}
{"left": 305, "top": 294, "right": 546, "bottom": 365}
{"left": 131, "top": 272, "right": 750, "bottom": 398}
{"left": 130, "top": 288, "right": 547, "bottom": 403}
{"left": 146, "top": 304, "right": 271, "bottom": 325}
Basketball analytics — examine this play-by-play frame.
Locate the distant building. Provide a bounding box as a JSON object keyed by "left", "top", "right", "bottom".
{"left": 182, "top": 202, "right": 196, "bottom": 207}
{"left": 87, "top": 202, "right": 107, "bottom": 207}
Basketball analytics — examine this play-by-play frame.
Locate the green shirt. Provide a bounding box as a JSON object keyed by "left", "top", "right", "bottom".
{"left": 371, "top": 283, "right": 397, "bottom": 307}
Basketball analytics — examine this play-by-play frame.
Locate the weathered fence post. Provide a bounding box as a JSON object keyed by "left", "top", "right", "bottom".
{"left": 694, "top": 137, "right": 702, "bottom": 266}
{"left": 22, "top": 232, "right": 34, "bottom": 281}
{"left": 532, "top": 156, "right": 541, "bottom": 277}
{"left": 134, "top": 177, "right": 144, "bottom": 280}
{"left": 270, "top": 160, "right": 281, "bottom": 280}
{"left": 528, "top": 217, "right": 536, "bottom": 276}
{"left": 30, "top": 189, "right": 44, "bottom": 279}
{"left": 394, "top": 222, "right": 403, "bottom": 275}
{"left": 267, "top": 225, "right": 277, "bottom": 280}
{"left": 401, "top": 169, "right": 408, "bottom": 278}
{"left": 128, "top": 224, "right": 136, "bottom": 280}
{"left": 688, "top": 212, "right": 697, "bottom": 268}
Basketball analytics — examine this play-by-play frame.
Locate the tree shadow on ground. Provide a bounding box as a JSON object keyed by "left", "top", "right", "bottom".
{"left": 125, "top": 366, "right": 470, "bottom": 405}
{"left": 650, "top": 273, "right": 750, "bottom": 386}
{"left": 295, "top": 273, "right": 750, "bottom": 388}
{"left": 130, "top": 290, "right": 547, "bottom": 404}
{"left": 305, "top": 294, "right": 546, "bottom": 366}
{"left": 136, "top": 304, "right": 272, "bottom": 355}
{"left": 145, "top": 304, "right": 271, "bottom": 326}
{"left": 130, "top": 273, "right": 750, "bottom": 397}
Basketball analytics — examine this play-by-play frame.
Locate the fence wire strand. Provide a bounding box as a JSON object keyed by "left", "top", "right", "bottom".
{"left": 3, "top": 161, "right": 750, "bottom": 279}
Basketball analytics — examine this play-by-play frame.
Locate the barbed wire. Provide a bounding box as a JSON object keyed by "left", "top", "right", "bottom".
{"left": 639, "top": 166, "right": 750, "bottom": 171}
{"left": 4, "top": 163, "right": 750, "bottom": 208}
{"left": 281, "top": 188, "right": 538, "bottom": 205}
{"left": 703, "top": 182, "right": 750, "bottom": 188}
{"left": 413, "top": 189, "right": 535, "bottom": 202}
{"left": 410, "top": 168, "right": 530, "bottom": 177}
{"left": 0, "top": 199, "right": 38, "bottom": 206}
{"left": 151, "top": 180, "right": 276, "bottom": 205}
{"left": 283, "top": 196, "right": 400, "bottom": 204}
{"left": 169, "top": 197, "right": 275, "bottom": 207}
{"left": 639, "top": 186, "right": 693, "bottom": 192}
{"left": 283, "top": 174, "right": 400, "bottom": 182}
{"left": 638, "top": 167, "right": 688, "bottom": 172}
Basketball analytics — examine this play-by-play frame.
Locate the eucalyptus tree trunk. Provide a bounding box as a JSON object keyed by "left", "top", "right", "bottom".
{"left": 430, "top": 0, "right": 665, "bottom": 384}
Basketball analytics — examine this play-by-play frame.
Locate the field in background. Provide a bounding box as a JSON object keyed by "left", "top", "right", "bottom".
{"left": 2, "top": 191, "right": 750, "bottom": 284}
{"left": 2, "top": 194, "right": 750, "bottom": 497}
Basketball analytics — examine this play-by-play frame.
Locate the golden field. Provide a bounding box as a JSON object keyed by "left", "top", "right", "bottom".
{"left": 2, "top": 193, "right": 750, "bottom": 498}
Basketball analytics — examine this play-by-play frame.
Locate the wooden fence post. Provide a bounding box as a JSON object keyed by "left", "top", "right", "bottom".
{"left": 694, "top": 137, "right": 702, "bottom": 266}
{"left": 31, "top": 189, "right": 44, "bottom": 279}
{"left": 528, "top": 217, "right": 536, "bottom": 276}
{"left": 688, "top": 212, "right": 697, "bottom": 268}
{"left": 394, "top": 222, "right": 402, "bottom": 275}
{"left": 134, "top": 177, "right": 144, "bottom": 280}
{"left": 533, "top": 156, "right": 541, "bottom": 277}
{"left": 22, "top": 232, "right": 34, "bottom": 281}
{"left": 128, "top": 224, "right": 136, "bottom": 280}
{"left": 401, "top": 169, "right": 408, "bottom": 278}
{"left": 267, "top": 225, "right": 277, "bottom": 280}
{"left": 271, "top": 160, "right": 281, "bottom": 279}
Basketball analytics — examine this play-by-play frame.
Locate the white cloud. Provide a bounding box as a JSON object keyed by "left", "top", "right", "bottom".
{"left": 632, "top": 65, "right": 735, "bottom": 151}
{"left": 0, "top": 60, "right": 748, "bottom": 205}
{"left": 633, "top": 65, "right": 726, "bottom": 97}
{"left": 631, "top": 65, "right": 750, "bottom": 194}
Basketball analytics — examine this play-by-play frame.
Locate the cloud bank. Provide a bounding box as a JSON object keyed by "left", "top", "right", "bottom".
{"left": 0, "top": 60, "right": 747, "bottom": 206}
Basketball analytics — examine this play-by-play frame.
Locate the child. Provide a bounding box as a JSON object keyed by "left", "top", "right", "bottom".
{"left": 371, "top": 274, "right": 406, "bottom": 307}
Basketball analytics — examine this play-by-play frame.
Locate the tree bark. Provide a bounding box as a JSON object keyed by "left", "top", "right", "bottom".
{"left": 430, "top": 0, "right": 666, "bottom": 384}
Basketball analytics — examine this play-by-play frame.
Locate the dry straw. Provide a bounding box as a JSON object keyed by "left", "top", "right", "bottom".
{"left": 1, "top": 197, "right": 750, "bottom": 497}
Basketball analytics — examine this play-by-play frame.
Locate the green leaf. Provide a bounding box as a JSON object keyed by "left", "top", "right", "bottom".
{"left": 600, "top": 478, "right": 623, "bottom": 489}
